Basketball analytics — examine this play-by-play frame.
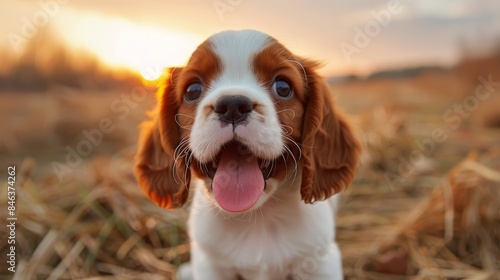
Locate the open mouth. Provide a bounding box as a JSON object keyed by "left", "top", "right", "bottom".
{"left": 203, "top": 140, "right": 275, "bottom": 180}
{"left": 201, "top": 140, "right": 276, "bottom": 212}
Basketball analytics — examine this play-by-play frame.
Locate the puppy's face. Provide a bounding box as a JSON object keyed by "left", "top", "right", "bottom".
{"left": 174, "top": 31, "right": 306, "bottom": 212}
{"left": 135, "top": 30, "right": 360, "bottom": 212}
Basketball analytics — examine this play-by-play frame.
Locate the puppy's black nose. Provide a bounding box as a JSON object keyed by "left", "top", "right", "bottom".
{"left": 214, "top": 95, "right": 253, "bottom": 125}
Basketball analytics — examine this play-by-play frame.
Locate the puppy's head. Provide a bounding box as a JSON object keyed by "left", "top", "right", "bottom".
{"left": 135, "top": 30, "right": 360, "bottom": 212}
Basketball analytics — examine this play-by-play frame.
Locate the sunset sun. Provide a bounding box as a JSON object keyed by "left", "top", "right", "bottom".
{"left": 61, "top": 15, "right": 203, "bottom": 81}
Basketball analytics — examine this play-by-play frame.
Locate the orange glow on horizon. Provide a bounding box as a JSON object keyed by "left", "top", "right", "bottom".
{"left": 59, "top": 14, "right": 203, "bottom": 80}
{"left": 53, "top": 13, "right": 357, "bottom": 78}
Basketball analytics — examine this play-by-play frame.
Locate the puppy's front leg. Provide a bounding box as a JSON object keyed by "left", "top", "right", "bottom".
{"left": 290, "top": 242, "right": 343, "bottom": 280}
{"left": 189, "top": 243, "right": 238, "bottom": 280}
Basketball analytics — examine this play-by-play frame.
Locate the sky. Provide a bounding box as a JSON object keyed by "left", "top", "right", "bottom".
{"left": 1, "top": 0, "right": 499, "bottom": 77}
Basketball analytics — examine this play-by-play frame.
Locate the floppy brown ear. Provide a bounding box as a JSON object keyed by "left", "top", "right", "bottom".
{"left": 300, "top": 61, "right": 361, "bottom": 203}
{"left": 134, "top": 68, "right": 190, "bottom": 209}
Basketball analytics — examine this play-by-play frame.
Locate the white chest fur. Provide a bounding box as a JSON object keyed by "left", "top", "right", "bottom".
{"left": 187, "top": 178, "right": 338, "bottom": 279}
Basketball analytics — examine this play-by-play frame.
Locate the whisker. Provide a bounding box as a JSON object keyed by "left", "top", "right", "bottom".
{"left": 283, "top": 135, "right": 302, "bottom": 160}
{"left": 183, "top": 152, "right": 194, "bottom": 186}
{"left": 202, "top": 163, "right": 210, "bottom": 176}
{"left": 169, "top": 67, "right": 178, "bottom": 86}
{"left": 276, "top": 108, "right": 296, "bottom": 120}
{"left": 180, "top": 125, "right": 193, "bottom": 130}
{"left": 175, "top": 114, "right": 194, "bottom": 130}
{"left": 276, "top": 48, "right": 288, "bottom": 58}
{"left": 259, "top": 207, "right": 264, "bottom": 222}
{"left": 283, "top": 144, "right": 298, "bottom": 185}
{"left": 213, "top": 207, "right": 223, "bottom": 219}
{"left": 174, "top": 137, "right": 189, "bottom": 156}
{"left": 199, "top": 161, "right": 204, "bottom": 173}
{"left": 186, "top": 152, "right": 193, "bottom": 166}
{"left": 269, "top": 159, "right": 276, "bottom": 179}
{"left": 269, "top": 193, "right": 288, "bottom": 204}
{"left": 175, "top": 113, "right": 195, "bottom": 119}
{"left": 278, "top": 153, "right": 289, "bottom": 185}
{"left": 172, "top": 145, "right": 186, "bottom": 184}
{"left": 281, "top": 125, "right": 294, "bottom": 136}
{"left": 286, "top": 59, "right": 308, "bottom": 84}
{"left": 172, "top": 137, "right": 191, "bottom": 184}
{"left": 174, "top": 143, "right": 189, "bottom": 167}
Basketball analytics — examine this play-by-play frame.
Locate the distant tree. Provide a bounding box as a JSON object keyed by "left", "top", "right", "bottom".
{"left": 1, "top": 25, "right": 140, "bottom": 92}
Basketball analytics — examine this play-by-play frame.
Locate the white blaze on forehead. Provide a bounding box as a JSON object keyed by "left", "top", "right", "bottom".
{"left": 208, "top": 30, "right": 272, "bottom": 83}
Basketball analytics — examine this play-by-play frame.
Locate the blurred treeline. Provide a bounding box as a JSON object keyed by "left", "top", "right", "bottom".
{"left": 1, "top": 25, "right": 499, "bottom": 92}
{"left": 0, "top": 26, "right": 141, "bottom": 92}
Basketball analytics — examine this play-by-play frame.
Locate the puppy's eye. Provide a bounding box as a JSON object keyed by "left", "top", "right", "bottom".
{"left": 185, "top": 82, "right": 203, "bottom": 102}
{"left": 272, "top": 79, "right": 293, "bottom": 99}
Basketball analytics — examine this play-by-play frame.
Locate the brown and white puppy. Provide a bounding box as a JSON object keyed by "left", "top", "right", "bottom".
{"left": 135, "top": 30, "right": 360, "bottom": 280}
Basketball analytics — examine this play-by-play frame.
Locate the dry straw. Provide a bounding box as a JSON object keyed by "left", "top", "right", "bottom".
{"left": 356, "top": 152, "right": 500, "bottom": 279}
{"left": 1, "top": 141, "right": 498, "bottom": 279}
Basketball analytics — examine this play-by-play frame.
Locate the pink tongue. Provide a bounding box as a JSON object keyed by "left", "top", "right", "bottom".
{"left": 212, "top": 142, "right": 264, "bottom": 212}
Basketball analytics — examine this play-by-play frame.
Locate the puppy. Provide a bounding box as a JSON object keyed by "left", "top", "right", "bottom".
{"left": 135, "top": 29, "right": 360, "bottom": 280}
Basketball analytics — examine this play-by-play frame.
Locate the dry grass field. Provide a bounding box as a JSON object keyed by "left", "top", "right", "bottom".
{"left": 0, "top": 55, "right": 499, "bottom": 279}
